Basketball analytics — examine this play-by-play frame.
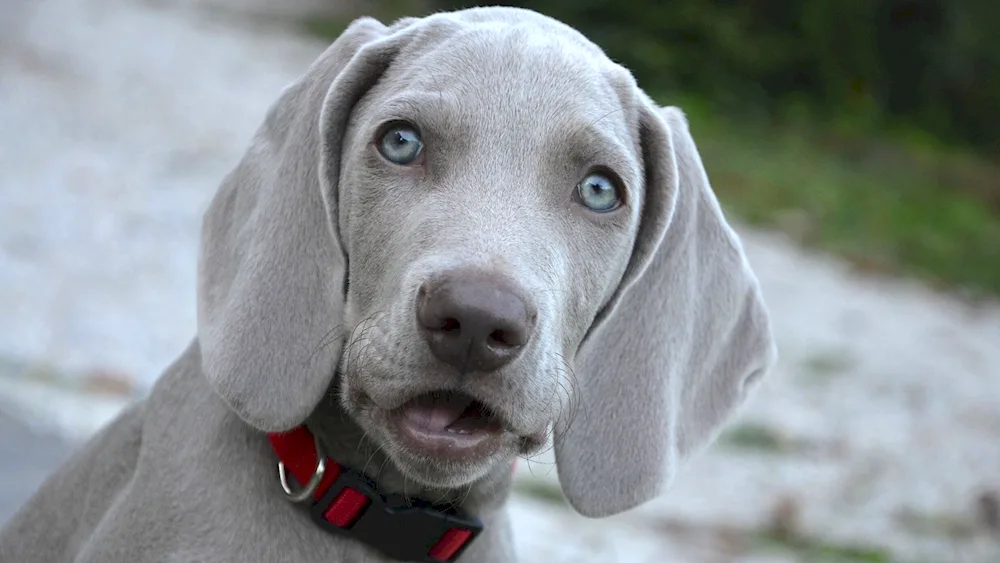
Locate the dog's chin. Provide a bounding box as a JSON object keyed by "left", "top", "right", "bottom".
{"left": 358, "top": 390, "right": 521, "bottom": 488}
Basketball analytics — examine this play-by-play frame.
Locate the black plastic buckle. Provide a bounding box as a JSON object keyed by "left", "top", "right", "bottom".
{"left": 309, "top": 466, "right": 483, "bottom": 562}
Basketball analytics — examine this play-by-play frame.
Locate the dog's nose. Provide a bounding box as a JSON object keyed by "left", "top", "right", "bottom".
{"left": 417, "top": 273, "right": 535, "bottom": 373}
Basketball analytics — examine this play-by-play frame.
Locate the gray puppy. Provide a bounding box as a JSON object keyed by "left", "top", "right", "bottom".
{"left": 0, "top": 7, "right": 776, "bottom": 563}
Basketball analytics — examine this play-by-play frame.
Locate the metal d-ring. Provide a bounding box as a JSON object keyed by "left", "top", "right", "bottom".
{"left": 277, "top": 435, "right": 327, "bottom": 503}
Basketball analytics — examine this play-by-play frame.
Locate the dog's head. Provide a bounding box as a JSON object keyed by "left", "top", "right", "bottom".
{"left": 196, "top": 7, "right": 776, "bottom": 518}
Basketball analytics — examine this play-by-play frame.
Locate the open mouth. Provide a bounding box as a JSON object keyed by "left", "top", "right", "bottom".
{"left": 390, "top": 390, "right": 504, "bottom": 456}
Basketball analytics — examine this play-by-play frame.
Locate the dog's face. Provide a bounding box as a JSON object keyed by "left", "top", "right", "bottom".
{"left": 336, "top": 28, "right": 642, "bottom": 487}
{"left": 197, "top": 8, "right": 775, "bottom": 518}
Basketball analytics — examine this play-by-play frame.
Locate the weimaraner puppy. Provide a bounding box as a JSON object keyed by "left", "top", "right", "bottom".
{"left": 0, "top": 6, "right": 776, "bottom": 562}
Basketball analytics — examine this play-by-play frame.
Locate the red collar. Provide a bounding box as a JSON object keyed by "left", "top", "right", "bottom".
{"left": 267, "top": 425, "right": 492, "bottom": 562}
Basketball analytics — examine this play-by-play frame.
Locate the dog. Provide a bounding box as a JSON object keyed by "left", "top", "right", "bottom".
{"left": 0, "top": 7, "right": 776, "bottom": 562}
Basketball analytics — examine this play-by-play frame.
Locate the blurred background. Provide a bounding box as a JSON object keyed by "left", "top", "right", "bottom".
{"left": 1, "top": 0, "right": 998, "bottom": 561}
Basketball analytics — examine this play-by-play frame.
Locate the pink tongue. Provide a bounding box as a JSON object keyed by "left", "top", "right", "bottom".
{"left": 402, "top": 394, "right": 473, "bottom": 433}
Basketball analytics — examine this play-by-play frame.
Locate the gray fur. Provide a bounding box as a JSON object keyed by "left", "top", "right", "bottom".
{"left": 0, "top": 7, "right": 776, "bottom": 562}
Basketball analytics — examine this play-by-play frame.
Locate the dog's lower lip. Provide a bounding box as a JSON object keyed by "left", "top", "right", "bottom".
{"left": 397, "top": 420, "right": 493, "bottom": 450}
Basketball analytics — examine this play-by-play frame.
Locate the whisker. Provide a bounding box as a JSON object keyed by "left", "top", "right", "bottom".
{"left": 306, "top": 322, "right": 346, "bottom": 367}
{"left": 521, "top": 351, "right": 580, "bottom": 477}
{"left": 361, "top": 441, "right": 385, "bottom": 478}
{"left": 340, "top": 311, "right": 388, "bottom": 381}
{"left": 458, "top": 481, "right": 474, "bottom": 507}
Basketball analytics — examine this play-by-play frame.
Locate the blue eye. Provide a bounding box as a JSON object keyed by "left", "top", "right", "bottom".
{"left": 377, "top": 123, "right": 424, "bottom": 165}
{"left": 576, "top": 172, "right": 621, "bottom": 212}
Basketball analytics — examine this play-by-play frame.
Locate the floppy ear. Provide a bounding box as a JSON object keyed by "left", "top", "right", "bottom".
{"left": 196, "top": 17, "right": 407, "bottom": 432}
{"left": 554, "top": 102, "right": 778, "bottom": 517}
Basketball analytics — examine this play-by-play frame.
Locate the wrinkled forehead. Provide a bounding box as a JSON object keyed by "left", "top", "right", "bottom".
{"left": 362, "top": 23, "right": 641, "bottom": 174}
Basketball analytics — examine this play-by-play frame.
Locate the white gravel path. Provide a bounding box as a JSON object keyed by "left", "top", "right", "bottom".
{"left": 2, "top": 1, "right": 999, "bottom": 561}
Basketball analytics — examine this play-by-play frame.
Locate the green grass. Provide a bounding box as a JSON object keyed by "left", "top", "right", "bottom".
{"left": 751, "top": 530, "right": 892, "bottom": 562}
{"left": 800, "top": 349, "right": 857, "bottom": 383}
{"left": 675, "top": 96, "right": 1000, "bottom": 298}
{"left": 718, "top": 422, "right": 790, "bottom": 453}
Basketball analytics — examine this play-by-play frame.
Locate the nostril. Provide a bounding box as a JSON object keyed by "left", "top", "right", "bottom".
{"left": 488, "top": 329, "right": 509, "bottom": 346}
{"left": 440, "top": 318, "right": 461, "bottom": 332}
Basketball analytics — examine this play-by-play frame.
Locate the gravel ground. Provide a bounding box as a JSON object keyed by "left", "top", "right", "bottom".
{"left": 2, "top": 1, "right": 999, "bottom": 561}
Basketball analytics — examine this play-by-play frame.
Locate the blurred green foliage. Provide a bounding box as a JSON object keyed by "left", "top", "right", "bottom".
{"left": 682, "top": 100, "right": 1000, "bottom": 296}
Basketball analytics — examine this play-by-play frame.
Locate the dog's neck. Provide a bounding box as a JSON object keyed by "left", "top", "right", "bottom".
{"left": 302, "top": 398, "right": 514, "bottom": 517}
